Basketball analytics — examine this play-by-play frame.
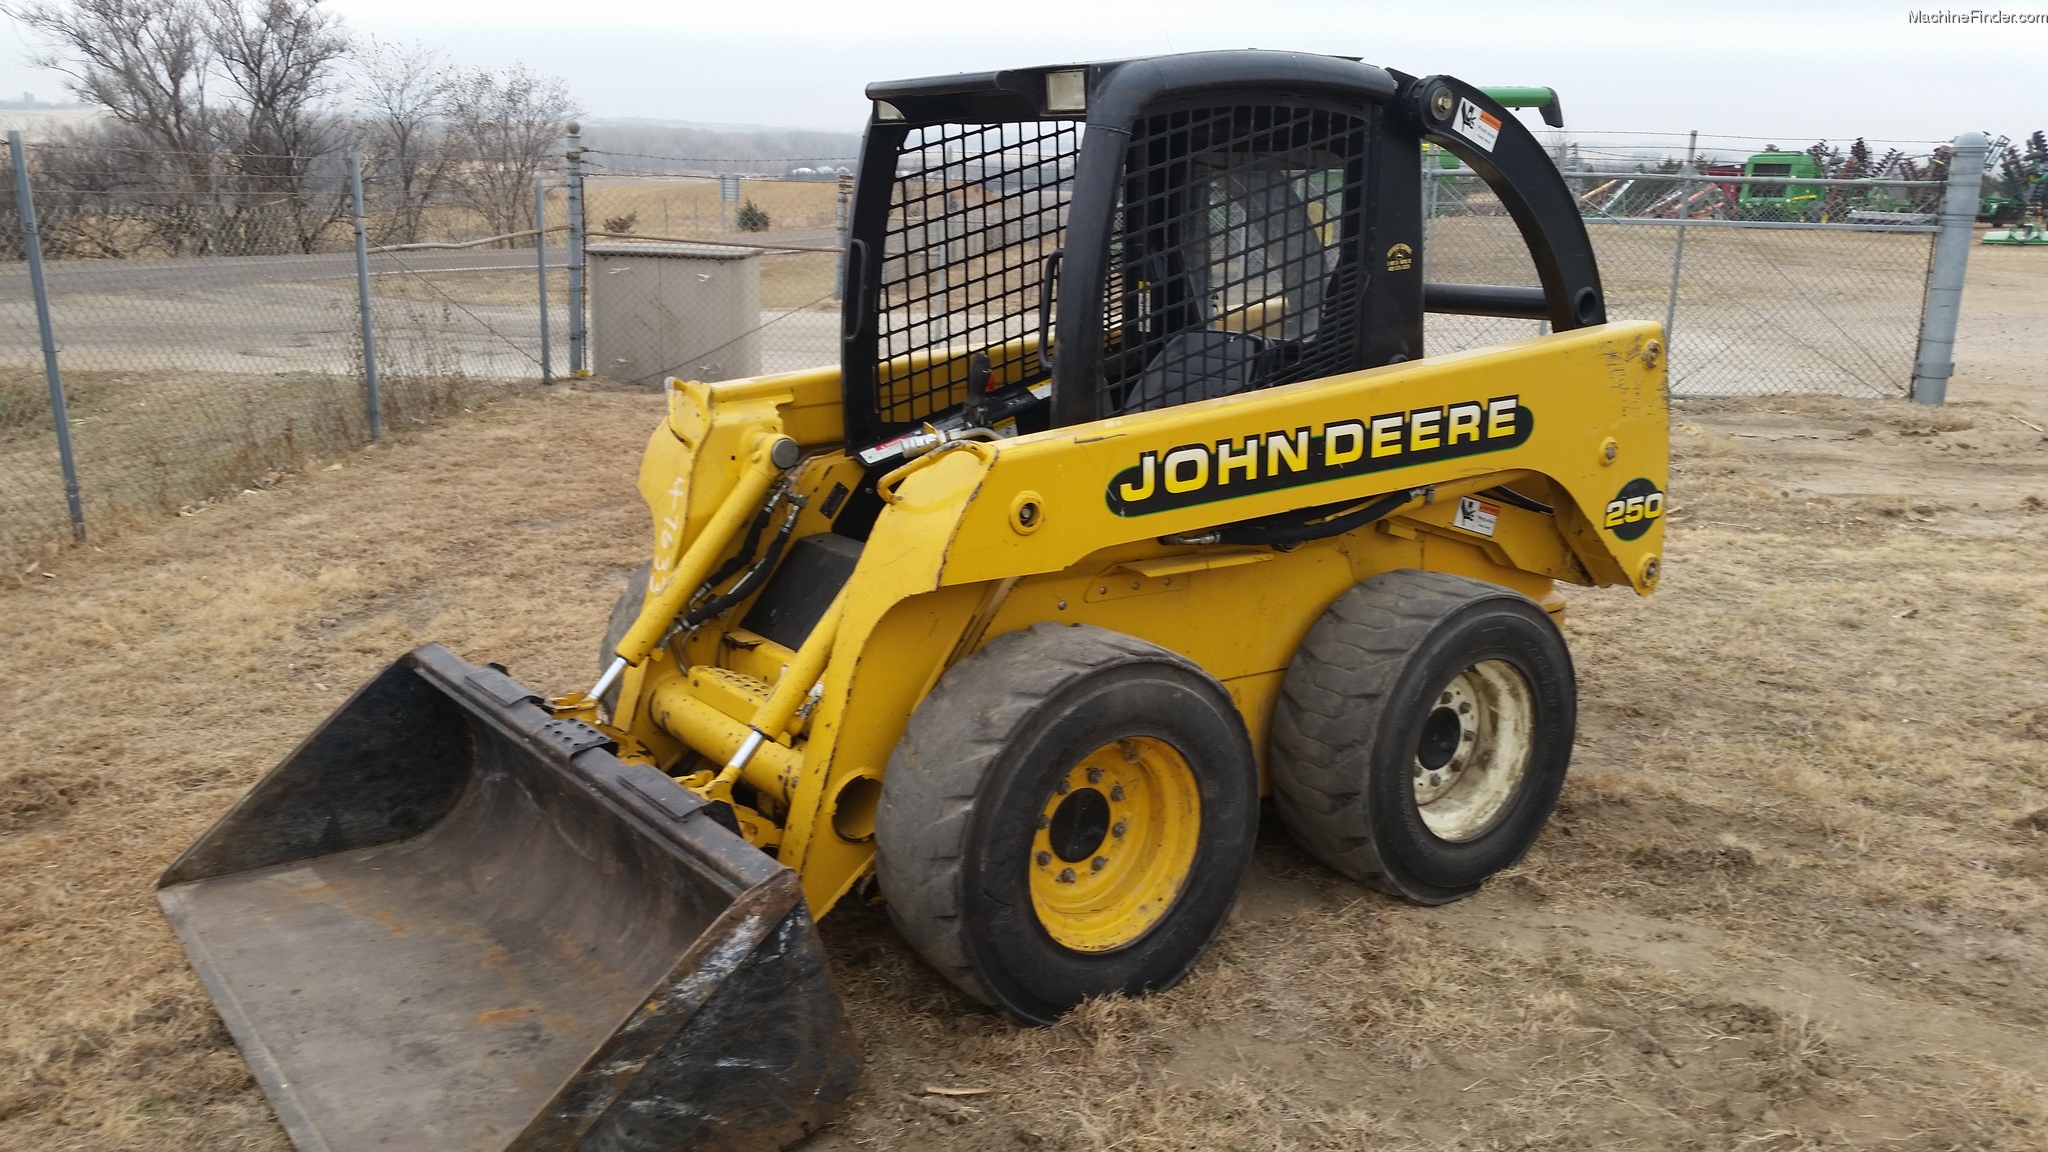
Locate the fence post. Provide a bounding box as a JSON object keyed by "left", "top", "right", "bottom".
{"left": 1911, "top": 131, "right": 1988, "bottom": 406}
{"left": 834, "top": 172, "right": 852, "bottom": 301}
{"left": 535, "top": 180, "right": 553, "bottom": 385}
{"left": 1662, "top": 129, "right": 1698, "bottom": 349}
{"left": 719, "top": 173, "right": 740, "bottom": 233}
{"left": 566, "top": 123, "right": 587, "bottom": 377}
{"left": 1420, "top": 143, "right": 1439, "bottom": 280}
{"left": 9, "top": 131, "right": 85, "bottom": 541}
{"left": 349, "top": 152, "right": 381, "bottom": 441}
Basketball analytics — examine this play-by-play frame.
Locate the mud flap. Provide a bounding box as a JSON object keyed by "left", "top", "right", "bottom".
{"left": 157, "top": 643, "right": 859, "bottom": 1152}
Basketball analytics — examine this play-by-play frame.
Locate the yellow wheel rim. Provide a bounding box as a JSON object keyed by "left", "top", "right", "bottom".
{"left": 1028, "top": 736, "right": 1201, "bottom": 952}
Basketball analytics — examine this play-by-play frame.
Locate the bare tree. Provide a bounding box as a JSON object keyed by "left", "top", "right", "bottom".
{"left": 442, "top": 64, "right": 574, "bottom": 241}
{"left": 8, "top": 0, "right": 220, "bottom": 250}
{"left": 11, "top": 0, "right": 213, "bottom": 155}
{"left": 12, "top": 2, "right": 581, "bottom": 256}
{"left": 354, "top": 36, "right": 449, "bottom": 245}
{"left": 207, "top": 0, "right": 351, "bottom": 251}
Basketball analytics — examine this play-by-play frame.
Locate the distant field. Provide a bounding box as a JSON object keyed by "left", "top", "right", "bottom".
{"left": 579, "top": 176, "right": 843, "bottom": 238}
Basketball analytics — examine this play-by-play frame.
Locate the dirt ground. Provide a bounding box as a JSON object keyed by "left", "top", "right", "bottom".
{"left": 2, "top": 245, "right": 2045, "bottom": 1150}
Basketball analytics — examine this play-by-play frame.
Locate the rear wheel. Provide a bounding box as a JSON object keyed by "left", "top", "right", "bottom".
{"left": 875, "top": 622, "right": 1257, "bottom": 1024}
{"left": 1270, "top": 569, "right": 1575, "bottom": 905}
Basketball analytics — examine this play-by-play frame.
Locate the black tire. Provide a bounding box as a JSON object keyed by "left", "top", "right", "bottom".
{"left": 598, "top": 561, "right": 652, "bottom": 714}
{"left": 875, "top": 622, "right": 1258, "bottom": 1024}
{"left": 1270, "top": 569, "right": 1575, "bottom": 905}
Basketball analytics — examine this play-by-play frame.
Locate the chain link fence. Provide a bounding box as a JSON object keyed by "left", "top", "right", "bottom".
{"left": 1, "top": 128, "right": 1977, "bottom": 570}
{"left": 1, "top": 140, "right": 565, "bottom": 571}
{"left": 1423, "top": 136, "right": 1948, "bottom": 397}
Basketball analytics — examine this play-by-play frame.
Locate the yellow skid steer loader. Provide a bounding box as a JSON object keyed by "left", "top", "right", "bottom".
{"left": 160, "top": 52, "right": 1666, "bottom": 1151}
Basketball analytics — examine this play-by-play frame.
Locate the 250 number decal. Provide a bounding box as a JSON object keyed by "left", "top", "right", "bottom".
{"left": 1604, "top": 478, "right": 1665, "bottom": 541}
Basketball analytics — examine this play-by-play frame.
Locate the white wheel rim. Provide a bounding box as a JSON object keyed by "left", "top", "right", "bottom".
{"left": 1409, "top": 659, "right": 1535, "bottom": 842}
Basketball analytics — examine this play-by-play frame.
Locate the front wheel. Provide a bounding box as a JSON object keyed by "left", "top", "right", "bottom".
{"left": 875, "top": 623, "right": 1258, "bottom": 1024}
{"left": 1270, "top": 570, "right": 1576, "bottom": 905}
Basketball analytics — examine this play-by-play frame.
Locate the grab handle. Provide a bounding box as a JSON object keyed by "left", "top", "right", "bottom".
{"left": 840, "top": 238, "right": 870, "bottom": 341}
{"left": 1035, "top": 248, "right": 1063, "bottom": 373}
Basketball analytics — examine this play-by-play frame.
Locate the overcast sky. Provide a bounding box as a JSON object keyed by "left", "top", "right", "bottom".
{"left": 1, "top": 0, "right": 2041, "bottom": 148}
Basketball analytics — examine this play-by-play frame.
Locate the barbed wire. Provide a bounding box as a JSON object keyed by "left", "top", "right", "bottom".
{"left": 1547, "top": 130, "right": 1953, "bottom": 146}
{"left": 579, "top": 164, "right": 845, "bottom": 183}
{"left": 23, "top": 142, "right": 396, "bottom": 161}
{"left": 582, "top": 149, "right": 856, "bottom": 164}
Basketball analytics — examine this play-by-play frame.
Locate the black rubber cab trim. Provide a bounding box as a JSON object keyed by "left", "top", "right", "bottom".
{"left": 1396, "top": 72, "right": 1606, "bottom": 333}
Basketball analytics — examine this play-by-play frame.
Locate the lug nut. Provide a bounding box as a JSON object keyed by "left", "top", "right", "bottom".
{"left": 1055, "top": 780, "right": 1069, "bottom": 796}
{"left": 1036, "top": 851, "right": 1051, "bottom": 867}
{"left": 1086, "top": 766, "right": 1102, "bottom": 784}
{"left": 1092, "top": 856, "right": 1108, "bottom": 872}
{"left": 1112, "top": 820, "right": 1128, "bottom": 837}
{"left": 1110, "top": 784, "right": 1125, "bottom": 802}
{"left": 1057, "top": 868, "right": 1075, "bottom": 883}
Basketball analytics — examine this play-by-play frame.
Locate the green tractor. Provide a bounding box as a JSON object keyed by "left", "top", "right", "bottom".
{"left": 1738, "top": 147, "right": 1822, "bottom": 221}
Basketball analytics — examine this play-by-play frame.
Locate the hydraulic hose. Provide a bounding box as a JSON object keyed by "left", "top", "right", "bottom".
{"left": 600, "top": 432, "right": 797, "bottom": 693}
{"left": 679, "top": 494, "right": 806, "bottom": 633}
{"left": 1164, "top": 487, "right": 1426, "bottom": 548}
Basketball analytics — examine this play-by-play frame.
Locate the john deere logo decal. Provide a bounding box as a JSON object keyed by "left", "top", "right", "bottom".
{"left": 1603, "top": 477, "right": 1665, "bottom": 540}
{"left": 1107, "top": 395, "right": 1533, "bottom": 517}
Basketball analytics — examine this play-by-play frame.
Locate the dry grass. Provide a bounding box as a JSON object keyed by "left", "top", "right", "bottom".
{"left": 4, "top": 251, "right": 2048, "bottom": 1148}
{"left": 0, "top": 365, "right": 533, "bottom": 575}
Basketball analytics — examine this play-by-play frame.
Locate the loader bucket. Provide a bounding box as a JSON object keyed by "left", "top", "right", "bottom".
{"left": 156, "top": 643, "right": 859, "bottom": 1152}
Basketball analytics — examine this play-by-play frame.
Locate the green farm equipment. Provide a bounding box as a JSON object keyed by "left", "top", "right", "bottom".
{"left": 1982, "top": 131, "right": 2046, "bottom": 243}
{"left": 1982, "top": 222, "right": 2048, "bottom": 245}
{"left": 1739, "top": 147, "right": 1822, "bottom": 220}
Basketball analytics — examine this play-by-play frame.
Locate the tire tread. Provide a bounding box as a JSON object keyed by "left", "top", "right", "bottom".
{"left": 1271, "top": 570, "right": 1565, "bottom": 900}
{"left": 875, "top": 623, "right": 1219, "bottom": 1008}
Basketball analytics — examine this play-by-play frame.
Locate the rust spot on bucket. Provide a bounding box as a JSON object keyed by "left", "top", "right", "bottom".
{"left": 474, "top": 1006, "right": 535, "bottom": 1027}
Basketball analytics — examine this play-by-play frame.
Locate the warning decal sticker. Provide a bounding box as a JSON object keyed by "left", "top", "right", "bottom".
{"left": 1456, "top": 99, "right": 1501, "bottom": 152}
{"left": 1453, "top": 496, "right": 1500, "bottom": 537}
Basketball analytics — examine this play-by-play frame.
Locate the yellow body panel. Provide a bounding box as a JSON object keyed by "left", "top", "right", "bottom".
{"left": 600, "top": 323, "right": 1668, "bottom": 918}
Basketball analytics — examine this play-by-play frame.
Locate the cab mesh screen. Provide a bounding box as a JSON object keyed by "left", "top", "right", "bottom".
{"left": 1102, "top": 105, "right": 1370, "bottom": 416}
{"left": 876, "top": 122, "right": 1081, "bottom": 425}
